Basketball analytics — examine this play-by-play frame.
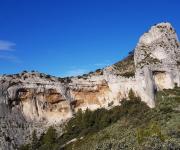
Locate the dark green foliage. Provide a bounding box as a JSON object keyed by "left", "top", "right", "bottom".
{"left": 128, "top": 50, "right": 135, "bottom": 55}
{"left": 19, "top": 126, "right": 58, "bottom": 150}
{"left": 136, "top": 122, "right": 165, "bottom": 144}
{"left": 114, "top": 54, "right": 135, "bottom": 77}
{"left": 31, "top": 130, "right": 39, "bottom": 149}
{"left": 177, "top": 61, "right": 180, "bottom": 66}
{"left": 174, "top": 83, "right": 178, "bottom": 88}
{"left": 95, "top": 69, "right": 103, "bottom": 75}
{"left": 19, "top": 144, "right": 30, "bottom": 150}
{"left": 120, "top": 98, "right": 149, "bottom": 120}
{"left": 22, "top": 70, "right": 28, "bottom": 74}
{"left": 58, "top": 96, "right": 149, "bottom": 147}
{"left": 59, "top": 108, "right": 112, "bottom": 145}
{"left": 128, "top": 89, "right": 136, "bottom": 100}
{"left": 38, "top": 126, "right": 58, "bottom": 150}
{"left": 120, "top": 71, "right": 135, "bottom": 77}
{"left": 95, "top": 69, "right": 101, "bottom": 72}
{"left": 89, "top": 71, "right": 93, "bottom": 74}
{"left": 46, "top": 75, "right": 51, "bottom": 79}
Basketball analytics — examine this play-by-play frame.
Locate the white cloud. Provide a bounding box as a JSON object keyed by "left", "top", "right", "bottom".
{"left": 94, "top": 63, "right": 108, "bottom": 67}
{"left": 0, "top": 40, "right": 20, "bottom": 63}
{"left": 94, "top": 61, "right": 111, "bottom": 68}
{"left": 0, "top": 40, "right": 16, "bottom": 51}
{"left": 0, "top": 55, "right": 21, "bottom": 63}
{"left": 64, "top": 69, "right": 88, "bottom": 77}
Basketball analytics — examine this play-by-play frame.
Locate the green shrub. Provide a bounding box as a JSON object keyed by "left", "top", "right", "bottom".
{"left": 31, "top": 130, "right": 39, "bottom": 149}
{"left": 19, "top": 144, "right": 30, "bottom": 150}
{"left": 20, "top": 126, "right": 58, "bottom": 150}
{"left": 136, "top": 122, "right": 165, "bottom": 144}
{"left": 40, "top": 126, "right": 57, "bottom": 144}
{"left": 128, "top": 89, "right": 136, "bottom": 100}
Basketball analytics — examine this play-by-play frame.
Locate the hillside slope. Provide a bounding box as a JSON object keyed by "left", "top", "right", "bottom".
{"left": 20, "top": 87, "right": 180, "bottom": 150}
{"left": 64, "top": 87, "right": 180, "bottom": 149}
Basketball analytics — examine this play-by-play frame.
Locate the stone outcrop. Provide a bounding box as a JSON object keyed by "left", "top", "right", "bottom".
{"left": 134, "top": 22, "right": 180, "bottom": 107}
{"left": 0, "top": 22, "right": 180, "bottom": 149}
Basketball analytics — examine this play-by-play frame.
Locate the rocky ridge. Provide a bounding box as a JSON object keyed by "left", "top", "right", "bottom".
{"left": 0, "top": 22, "right": 180, "bottom": 149}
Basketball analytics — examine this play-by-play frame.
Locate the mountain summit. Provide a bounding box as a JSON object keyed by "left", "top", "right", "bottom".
{"left": 0, "top": 22, "right": 180, "bottom": 149}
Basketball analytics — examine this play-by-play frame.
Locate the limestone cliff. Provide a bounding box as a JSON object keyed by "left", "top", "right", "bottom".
{"left": 0, "top": 22, "right": 180, "bottom": 149}
{"left": 134, "top": 22, "right": 180, "bottom": 106}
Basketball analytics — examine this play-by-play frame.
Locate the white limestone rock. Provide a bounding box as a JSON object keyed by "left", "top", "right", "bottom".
{"left": 135, "top": 22, "right": 180, "bottom": 69}
{"left": 134, "top": 22, "right": 180, "bottom": 107}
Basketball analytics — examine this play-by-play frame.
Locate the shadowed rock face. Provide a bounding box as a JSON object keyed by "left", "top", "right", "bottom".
{"left": 18, "top": 88, "right": 65, "bottom": 104}
{"left": 0, "top": 22, "right": 180, "bottom": 149}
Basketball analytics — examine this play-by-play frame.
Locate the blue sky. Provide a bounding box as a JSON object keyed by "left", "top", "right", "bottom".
{"left": 0, "top": 0, "right": 180, "bottom": 77}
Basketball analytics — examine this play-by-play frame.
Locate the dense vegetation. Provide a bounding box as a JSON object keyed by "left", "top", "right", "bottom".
{"left": 20, "top": 87, "right": 180, "bottom": 150}
{"left": 114, "top": 52, "right": 135, "bottom": 77}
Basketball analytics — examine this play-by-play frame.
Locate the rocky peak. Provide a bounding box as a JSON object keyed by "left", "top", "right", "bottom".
{"left": 134, "top": 22, "right": 180, "bottom": 69}
{"left": 133, "top": 22, "right": 180, "bottom": 109}
{"left": 139, "top": 23, "right": 176, "bottom": 45}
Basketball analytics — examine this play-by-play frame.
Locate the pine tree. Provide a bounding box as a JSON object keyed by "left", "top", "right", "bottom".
{"left": 42, "top": 126, "right": 57, "bottom": 144}
{"left": 128, "top": 89, "right": 136, "bottom": 100}
{"left": 31, "top": 130, "right": 39, "bottom": 150}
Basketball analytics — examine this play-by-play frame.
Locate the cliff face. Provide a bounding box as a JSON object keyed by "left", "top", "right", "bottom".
{"left": 0, "top": 22, "right": 180, "bottom": 149}
{"left": 0, "top": 70, "right": 135, "bottom": 124}
{"left": 134, "top": 22, "right": 180, "bottom": 106}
